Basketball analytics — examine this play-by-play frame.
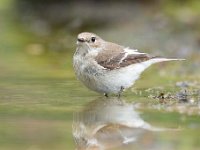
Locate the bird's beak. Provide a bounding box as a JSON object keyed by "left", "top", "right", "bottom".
{"left": 77, "top": 38, "right": 85, "bottom": 42}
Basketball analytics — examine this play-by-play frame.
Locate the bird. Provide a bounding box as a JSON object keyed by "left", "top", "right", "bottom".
{"left": 73, "top": 32, "right": 184, "bottom": 97}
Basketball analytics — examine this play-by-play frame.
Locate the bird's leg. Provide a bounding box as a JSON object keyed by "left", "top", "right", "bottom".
{"left": 117, "top": 86, "right": 124, "bottom": 98}
{"left": 104, "top": 93, "right": 108, "bottom": 97}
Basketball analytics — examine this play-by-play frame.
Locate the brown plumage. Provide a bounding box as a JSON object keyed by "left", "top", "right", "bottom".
{"left": 95, "top": 41, "right": 152, "bottom": 70}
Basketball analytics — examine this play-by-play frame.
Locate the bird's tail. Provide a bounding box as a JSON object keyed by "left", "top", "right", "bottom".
{"left": 131, "top": 57, "right": 185, "bottom": 82}
{"left": 150, "top": 57, "right": 185, "bottom": 64}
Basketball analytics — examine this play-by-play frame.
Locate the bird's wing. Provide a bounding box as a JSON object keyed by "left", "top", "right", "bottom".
{"left": 95, "top": 42, "right": 152, "bottom": 70}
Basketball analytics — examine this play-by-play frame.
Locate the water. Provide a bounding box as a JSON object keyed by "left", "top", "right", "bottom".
{"left": 1, "top": 75, "right": 200, "bottom": 150}
{"left": 0, "top": 1, "right": 200, "bottom": 150}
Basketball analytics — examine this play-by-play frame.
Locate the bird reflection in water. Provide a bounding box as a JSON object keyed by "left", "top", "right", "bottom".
{"left": 73, "top": 97, "right": 168, "bottom": 150}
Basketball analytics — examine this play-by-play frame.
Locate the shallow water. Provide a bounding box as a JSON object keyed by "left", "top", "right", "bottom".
{"left": 0, "top": 1, "right": 200, "bottom": 150}
{"left": 1, "top": 76, "right": 200, "bottom": 150}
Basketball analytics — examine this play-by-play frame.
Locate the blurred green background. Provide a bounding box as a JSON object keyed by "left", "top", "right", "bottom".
{"left": 0, "top": 0, "right": 200, "bottom": 150}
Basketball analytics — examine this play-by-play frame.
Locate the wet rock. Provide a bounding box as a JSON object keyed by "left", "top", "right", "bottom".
{"left": 176, "top": 81, "right": 199, "bottom": 88}
{"left": 176, "top": 89, "right": 189, "bottom": 102}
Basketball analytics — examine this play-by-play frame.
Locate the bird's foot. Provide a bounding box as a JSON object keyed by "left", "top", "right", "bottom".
{"left": 117, "top": 93, "right": 121, "bottom": 98}
{"left": 104, "top": 93, "right": 108, "bottom": 97}
{"left": 117, "top": 86, "right": 124, "bottom": 98}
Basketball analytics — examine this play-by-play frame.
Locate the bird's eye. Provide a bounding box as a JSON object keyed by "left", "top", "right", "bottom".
{"left": 91, "top": 37, "right": 96, "bottom": 42}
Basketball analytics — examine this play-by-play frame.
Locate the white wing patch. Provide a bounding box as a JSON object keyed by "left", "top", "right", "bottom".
{"left": 119, "top": 52, "right": 129, "bottom": 63}
{"left": 119, "top": 47, "right": 147, "bottom": 63}
{"left": 124, "top": 47, "right": 146, "bottom": 55}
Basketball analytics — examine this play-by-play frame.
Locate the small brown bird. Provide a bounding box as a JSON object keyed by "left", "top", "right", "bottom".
{"left": 73, "top": 32, "right": 184, "bottom": 97}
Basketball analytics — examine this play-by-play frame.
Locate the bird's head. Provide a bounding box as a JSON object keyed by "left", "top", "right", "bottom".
{"left": 77, "top": 32, "right": 104, "bottom": 51}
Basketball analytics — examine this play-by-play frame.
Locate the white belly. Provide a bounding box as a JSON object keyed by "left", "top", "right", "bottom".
{"left": 73, "top": 56, "right": 147, "bottom": 94}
